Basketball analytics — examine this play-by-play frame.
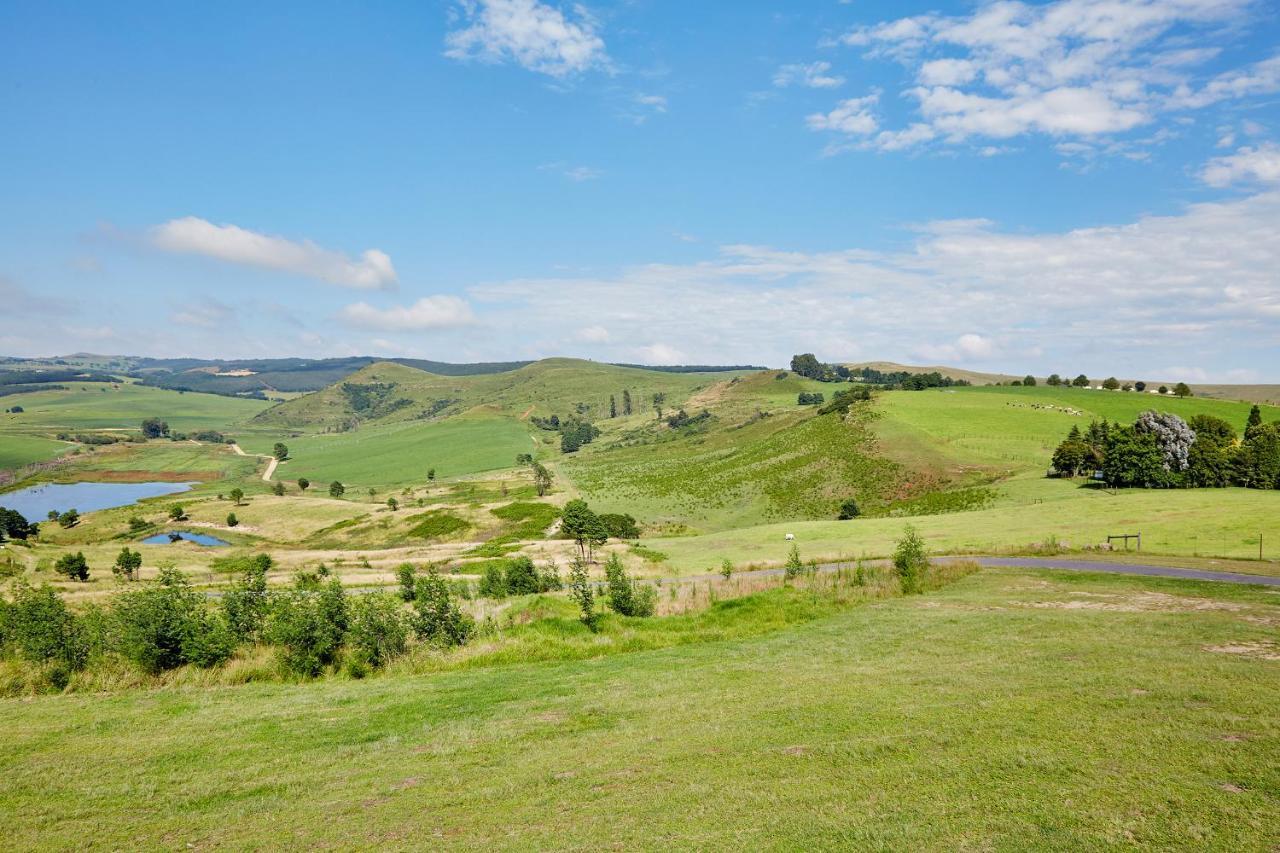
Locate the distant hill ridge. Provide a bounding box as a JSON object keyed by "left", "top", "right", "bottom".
{"left": 0, "top": 355, "right": 761, "bottom": 400}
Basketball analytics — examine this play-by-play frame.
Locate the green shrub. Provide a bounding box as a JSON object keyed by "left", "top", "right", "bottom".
{"left": 221, "top": 554, "right": 272, "bottom": 643}
{"left": 2, "top": 581, "right": 87, "bottom": 670}
{"left": 412, "top": 571, "right": 473, "bottom": 647}
{"left": 603, "top": 553, "right": 654, "bottom": 617}
{"left": 54, "top": 552, "right": 90, "bottom": 582}
{"left": 784, "top": 544, "right": 803, "bottom": 581}
{"left": 395, "top": 563, "right": 417, "bottom": 602}
{"left": 114, "top": 567, "right": 227, "bottom": 673}
{"left": 598, "top": 513, "right": 640, "bottom": 539}
{"left": 893, "top": 526, "right": 928, "bottom": 595}
{"left": 504, "top": 556, "right": 542, "bottom": 596}
{"left": 347, "top": 593, "right": 409, "bottom": 669}
{"left": 266, "top": 578, "right": 348, "bottom": 676}
{"left": 478, "top": 563, "right": 506, "bottom": 599}
{"left": 568, "top": 556, "right": 599, "bottom": 631}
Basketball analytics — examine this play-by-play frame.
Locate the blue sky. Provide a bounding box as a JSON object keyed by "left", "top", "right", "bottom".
{"left": 2, "top": 0, "right": 1279, "bottom": 381}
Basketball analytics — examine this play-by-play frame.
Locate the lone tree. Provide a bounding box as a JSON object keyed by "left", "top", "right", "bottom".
{"left": 113, "top": 547, "right": 142, "bottom": 581}
{"left": 837, "top": 498, "right": 860, "bottom": 519}
{"left": 609, "top": 395, "right": 617, "bottom": 418}
{"left": 226, "top": 512, "right": 239, "bottom": 528}
{"left": 229, "top": 487, "right": 244, "bottom": 506}
{"left": 297, "top": 477, "right": 310, "bottom": 492}
{"left": 1072, "top": 374, "right": 1090, "bottom": 387}
{"left": 652, "top": 392, "right": 666, "bottom": 420}
{"left": 58, "top": 509, "right": 79, "bottom": 528}
{"left": 55, "top": 551, "right": 90, "bottom": 582}
{"left": 561, "top": 499, "right": 606, "bottom": 561}
{"left": 1046, "top": 374, "right": 1062, "bottom": 386}
{"left": 141, "top": 417, "right": 169, "bottom": 439}
{"left": 622, "top": 389, "right": 632, "bottom": 415}
{"left": 1173, "top": 382, "right": 1192, "bottom": 398}
{"left": 387, "top": 496, "right": 398, "bottom": 511}
{"left": 1023, "top": 375, "right": 1037, "bottom": 386}
{"left": 1135, "top": 381, "right": 1147, "bottom": 392}
{"left": 273, "top": 442, "right": 289, "bottom": 461}
{"left": 1102, "top": 377, "right": 1120, "bottom": 390}
{"left": 329, "top": 481, "right": 345, "bottom": 498}
{"left": 427, "top": 468, "right": 436, "bottom": 481}
{"left": 531, "top": 461, "right": 553, "bottom": 497}
{"left": 168, "top": 505, "right": 185, "bottom": 521}
{"left": 272, "top": 480, "right": 285, "bottom": 496}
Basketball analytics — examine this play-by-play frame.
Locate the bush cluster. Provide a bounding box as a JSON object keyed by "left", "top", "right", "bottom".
{"left": 0, "top": 554, "right": 475, "bottom": 690}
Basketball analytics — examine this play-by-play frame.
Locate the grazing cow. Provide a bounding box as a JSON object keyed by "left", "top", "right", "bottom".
{"left": 784, "top": 533, "right": 795, "bottom": 541}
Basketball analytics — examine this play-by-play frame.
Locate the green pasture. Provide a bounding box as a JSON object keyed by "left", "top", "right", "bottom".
{"left": 649, "top": 483, "right": 1280, "bottom": 571}
{"left": 238, "top": 414, "right": 536, "bottom": 487}
{"left": 0, "top": 433, "right": 70, "bottom": 470}
{"left": 2, "top": 568, "right": 1276, "bottom": 848}
{"left": 0, "top": 383, "right": 268, "bottom": 434}
{"left": 875, "top": 385, "right": 1278, "bottom": 477}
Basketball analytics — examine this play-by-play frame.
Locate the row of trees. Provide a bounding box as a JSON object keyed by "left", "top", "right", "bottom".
{"left": 1040, "top": 375, "right": 1193, "bottom": 395}
{"left": 1051, "top": 406, "right": 1280, "bottom": 488}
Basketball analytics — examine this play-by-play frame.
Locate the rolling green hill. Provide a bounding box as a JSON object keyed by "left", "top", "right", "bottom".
{"left": 250, "top": 358, "right": 740, "bottom": 431}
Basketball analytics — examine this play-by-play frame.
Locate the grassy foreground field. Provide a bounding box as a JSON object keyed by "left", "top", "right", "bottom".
{"left": 2, "top": 567, "right": 1277, "bottom": 848}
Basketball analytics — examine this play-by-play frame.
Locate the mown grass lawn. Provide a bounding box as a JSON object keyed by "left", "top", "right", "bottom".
{"left": 2, "top": 568, "right": 1276, "bottom": 849}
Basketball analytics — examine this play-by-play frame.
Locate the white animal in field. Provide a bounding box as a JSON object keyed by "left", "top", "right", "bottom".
{"left": 784, "top": 533, "right": 795, "bottom": 541}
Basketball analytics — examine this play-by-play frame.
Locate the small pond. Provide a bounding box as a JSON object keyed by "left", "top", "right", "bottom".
{"left": 0, "top": 481, "right": 195, "bottom": 521}
{"left": 141, "top": 530, "right": 231, "bottom": 547}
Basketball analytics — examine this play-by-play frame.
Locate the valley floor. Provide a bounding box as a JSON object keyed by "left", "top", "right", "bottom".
{"left": 3, "top": 566, "right": 1277, "bottom": 849}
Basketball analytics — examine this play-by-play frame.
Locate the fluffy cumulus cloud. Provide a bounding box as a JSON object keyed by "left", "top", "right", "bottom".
{"left": 444, "top": 0, "right": 608, "bottom": 77}
{"left": 816, "top": 0, "right": 1280, "bottom": 153}
{"left": 151, "top": 217, "right": 397, "bottom": 290}
{"left": 466, "top": 191, "right": 1280, "bottom": 376}
{"left": 774, "top": 61, "right": 845, "bottom": 89}
{"left": 1200, "top": 142, "right": 1280, "bottom": 186}
{"left": 338, "top": 296, "right": 476, "bottom": 331}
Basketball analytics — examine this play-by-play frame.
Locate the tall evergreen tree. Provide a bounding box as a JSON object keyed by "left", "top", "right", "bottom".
{"left": 622, "top": 389, "right": 632, "bottom": 415}
{"left": 609, "top": 394, "right": 617, "bottom": 418}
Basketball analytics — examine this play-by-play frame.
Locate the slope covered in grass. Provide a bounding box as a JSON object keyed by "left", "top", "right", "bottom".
{"left": 0, "top": 382, "right": 269, "bottom": 434}
{"left": 251, "top": 359, "right": 734, "bottom": 431}
{"left": 875, "top": 384, "right": 1278, "bottom": 480}
{"left": 239, "top": 414, "right": 536, "bottom": 487}
{"left": 2, "top": 568, "right": 1276, "bottom": 848}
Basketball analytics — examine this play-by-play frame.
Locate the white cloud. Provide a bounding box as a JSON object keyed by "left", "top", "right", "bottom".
{"left": 824, "top": 0, "right": 1273, "bottom": 153}
{"left": 339, "top": 296, "right": 476, "bottom": 331}
{"left": 444, "top": 0, "right": 608, "bottom": 77}
{"left": 635, "top": 93, "right": 667, "bottom": 112}
{"left": 806, "top": 94, "right": 880, "bottom": 135}
{"left": 635, "top": 343, "right": 686, "bottom": 365}
{"left": 468, "top": 191, "right": 1280, "bottom": 375}
{"left": 774, "top": 61, "right": 845, "bottom": 89}
{"left": 1199, "top": 142, "right": 1280, "bottom": 187}
{"left": 151, "top": 217, "right": 396, "bottom": 290}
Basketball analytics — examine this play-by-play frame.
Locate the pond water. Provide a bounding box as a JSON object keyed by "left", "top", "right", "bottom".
{"left": 0, "top": 481, "right": 195, "bottom": 521}
{"left": 141, "top": 530, "right": 230, "bottom": 547}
